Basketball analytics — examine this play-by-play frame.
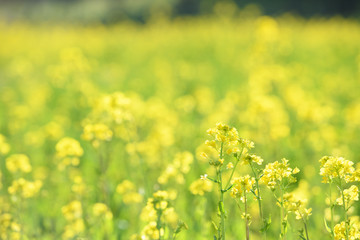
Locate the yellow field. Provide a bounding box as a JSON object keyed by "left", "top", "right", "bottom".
{"left": 0, "top": 11, "right": 360, "bottom": 240}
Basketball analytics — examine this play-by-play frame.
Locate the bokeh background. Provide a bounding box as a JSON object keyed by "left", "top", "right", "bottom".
{"left": 1, "top": 0, "right": 360, "bottom": 240}
{"left": 1, "top": 0, "right": 360, "bottom": 23}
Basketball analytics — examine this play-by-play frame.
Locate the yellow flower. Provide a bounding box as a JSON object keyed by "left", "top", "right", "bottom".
{"left": 6, "top": 154, "right": 32, "bottom": 173}
{"left": 295, "top": 208, "right": 312, "bottom": 220}
{"left": 56, "top": 138, "right": 83, "bottom": 169}
{"left": 336, "top": 185, "right": 359, "bottom": 206}
{"left": 8, "top": 178, "right": 42, "bottom": 198}
{"left": 189, "top": 179, "right": 212, "bottom": 195}
{"left": 92, "top": 203, "right": 113, "bottom": 219}
{"left": 116, "top": 180, "right": 143, "bottom": 204}
{"left": 319, "top": 156, "right": 355, "bottom": 183}
{"left": 56, "top": 137, "right": 84, "bottom": 158}
{"left": 141, "top": 221, "right": 163, "bottom": 240}
{"left": 226, "top": 162, "right": 234, "bottom": 169}
{"left": 206, "top": 122, "right": 239, "bottom": 146}
{"left": 62, "top": 218, "right": 85, "bottom": 240}
{"left": 0, "top": 134, "right": 10, "bottom": 155}
{"left": 82, "top": 123, "right": 113, "bottom": 148}
{"left": 158, "top": 152, "right": 193, "bottom": 184}
{"left": 230, "top": 175, "right": 255, "bottom": 199}
{"left": 334, "top": 221, "right": 360, "bottom": 240}
{"left": 116, "top": 180, "right": 136, "bottom": 194}
{"left": 243, "top": 154, "right": 264, "bottom": 165}
{"left": 62, "top": 200, "right": 82, "bottom": 221}
{"left": 260, "top": 158, "right": 299, "bottom": 189}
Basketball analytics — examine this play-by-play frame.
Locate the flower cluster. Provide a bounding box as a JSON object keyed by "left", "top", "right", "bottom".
{"left": 6, "top": 154, "right": 32, "bottom": 173}
{"left": 55, "top": 137, "right": 84, "bottom": 170}
{"left": 82, "top": 123, "right": 113, "bottom": 148}
{"left": 260, "top": 158, "right": 299, "bottom": 190}
{"left": 335, "top": 185, "right": 359, "bottom": 206}
{"left": 243, "top": 154, "right": 264, "bottom": 166}
{"left": 281, "top": 193, "right": 312, "bottom": 221}
{"left": 0, "top": 134, "right": 10, "bottom": 155}
{"left": 0, "top": 213, "right": 21, "bottom": 240}
{"left": 206, "top": 123, "right": 239, "bottom": 143}
{"left": 8, "top": 178, "right": 42, "bottom": 198}
{"left": 139, "top": 190, "right": 178, "bottom": 240}
{"left": 319, "top": 156, "right": 358, "bottom": 183}
{"left": 189, "top": 178, "right": 212, "bottom": 196}
{"left": 158, "top": 152, "right": 193, "bottom": 184}
{"left": 61, "top": 200, "right": 85, "bottom": 239}
{"left": 92, "top": 203, "right": 113, "bottom": 220}
{"left": 334, "top": 220, "right": 360, "bottom": 240}
{"left": 230, "top": 175, "right": 255, "bottom": 200}
{"left": 116, "top": 180, "right": 143, "bottom": 204}
{"left": 319, "top": 156, "right": 360, "bottom": 240}
{"left": 95, "top": 92, "right": 132, "bottom": 124}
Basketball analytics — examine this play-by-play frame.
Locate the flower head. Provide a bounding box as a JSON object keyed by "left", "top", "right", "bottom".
{"left": 230, "top": 175, "right": 255, "bottom": 199}
{"left": 260, "top": 158, "right": 299, "bottom": 190}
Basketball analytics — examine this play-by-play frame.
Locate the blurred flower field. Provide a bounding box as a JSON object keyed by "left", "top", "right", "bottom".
{"left": 1, "top": 9, "right": 360, "bottom": 240}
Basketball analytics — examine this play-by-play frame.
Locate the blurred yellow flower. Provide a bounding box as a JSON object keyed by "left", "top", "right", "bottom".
{"left": 6, "top": 154, "right": 32, "bottom": 173}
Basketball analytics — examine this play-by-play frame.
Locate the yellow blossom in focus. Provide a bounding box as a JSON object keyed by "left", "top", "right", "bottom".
{"left": 334, "top": 221, "right": 360, "bottom": 240}
{"left": 336, "top": 185, "right": 359, "bottom": 206}
{"left": 319, "top": 156, "right": 355, "bottom": 183}
{"left": 243, "top": 154, "right": 264, "bottom": 165}
{"left": 260, "top": 158, "right": 299, "bottom": 190}
{"left": 230, "top": 175, "right": 255, "bottom": 199}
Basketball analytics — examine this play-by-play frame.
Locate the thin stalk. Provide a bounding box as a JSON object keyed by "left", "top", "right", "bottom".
{"left": 98, "top": 148, "right": 108, "bottom": 204}
{"left": 340, "top": 181, "right": 349, "bottom": 240}
{"left": 279, "top": 184, "right": 286, "bottom": 240}
{"left": 303, "top": 220, "right": 310, "bottom": 240}
{"left": 244, "top": 192, "right": 250, "bottom": 240}
{"left": 156, "top": 208, "right": 163, "bottom": 240}
{"left": 218, "top": 142, "right": 226, "bottom": 240}
{"left": 249, "top": 162, "right": 266, "bottom": 239}
{"left": 329, "top": 181, "right": 334, "bottom": 239}
{"left": 224, "top": 148, "right": 244, "bottom": 189}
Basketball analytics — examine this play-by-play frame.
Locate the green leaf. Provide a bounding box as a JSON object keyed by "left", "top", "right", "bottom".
{"left": 298, "top": 229, "right": 306, "bottom": 240}
{"left": 324, "top": 218, "right": 333, "bottom": 234}
{"left": 207, "top": 176, "right": 219, "bottom": 183}
{"left": 212, "top": 221, "right": 218, "bottom": 231}
{"left": 174, "top": 220, "right": 188, "bottom": 234}
{"left": 260, "top": 215, "right": 271, "bottom": 232}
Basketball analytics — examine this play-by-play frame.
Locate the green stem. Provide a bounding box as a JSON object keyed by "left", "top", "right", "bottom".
{"left": 244, "top": 192, "right": 250, "bottom": 240}
{"left": 329, "top": 181, "right": 334, "bottom": 239}
{"left": 156, "top": 208, "right": 163, "bottom": 240}
{"left": 303, "top": 219, "right": 310, "bottom": 240}
{"left": 218, "top": 142, "right": 226, "bottom": 240}
{"left": 249, "top": 162, "right": 265, "bottom": 236}
{"left": 280, "top": 184, "right": 286, "bottom": 240}
{"left": 340, "top": 181, "right": 349, "bottom": 240}
{"left": 224, "top": 148, "right": 244, "bottom": 189}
